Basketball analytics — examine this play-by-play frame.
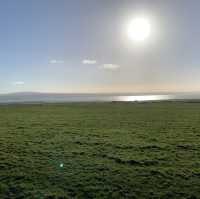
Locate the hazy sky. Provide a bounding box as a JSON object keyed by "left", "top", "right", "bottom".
{"left": 0, "top": 0, "right": 200, "bottom": 93}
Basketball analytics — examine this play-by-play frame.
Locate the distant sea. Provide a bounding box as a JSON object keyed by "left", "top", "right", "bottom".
{"left": 0, "top": 92, "right": 200, "bottom": 104}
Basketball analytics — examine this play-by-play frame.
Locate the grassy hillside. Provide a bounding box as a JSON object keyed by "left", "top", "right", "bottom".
{"left": 0, "top": 102, "right": 200, "bottom": 199}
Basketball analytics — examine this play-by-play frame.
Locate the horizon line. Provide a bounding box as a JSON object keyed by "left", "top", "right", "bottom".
{"left": 1, "top": 91, "right": 200, "bottom": 95}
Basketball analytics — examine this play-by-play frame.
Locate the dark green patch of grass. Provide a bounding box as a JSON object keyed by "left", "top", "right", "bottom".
{"left": 0, "top": 102, "right": 200, "bottom": 198}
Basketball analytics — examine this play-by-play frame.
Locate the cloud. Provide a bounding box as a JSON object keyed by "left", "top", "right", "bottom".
{"left": 49, "top": 59, "right": 64, "bottom": 64}
{"left": 82, "top": 59, "right": 97, "bottom": 65}
{"left": 100, "top": 64, "right": 120, "bottom": 70}
{"left": 12, "top": 81, "right": 25, "bottom": 86}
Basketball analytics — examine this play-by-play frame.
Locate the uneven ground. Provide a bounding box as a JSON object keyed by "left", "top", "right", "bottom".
{"left": 0, "top": 102, "right": 200, "bottom": 199}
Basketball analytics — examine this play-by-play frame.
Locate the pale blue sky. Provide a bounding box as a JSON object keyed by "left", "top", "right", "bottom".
{"left": 0, "top": 0, "right": 200, "bottom": 93}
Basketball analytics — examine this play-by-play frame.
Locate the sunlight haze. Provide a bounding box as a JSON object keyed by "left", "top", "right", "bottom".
{"left": 0, "top": 0, "right": 199, "bottom": 94}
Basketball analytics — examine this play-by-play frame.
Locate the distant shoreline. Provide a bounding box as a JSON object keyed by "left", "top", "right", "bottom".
{"left": 1, "top": 99, "right": 200, "bottom": 106}
{"left": 0, "top": 92, "right": 200, "bottom": 104}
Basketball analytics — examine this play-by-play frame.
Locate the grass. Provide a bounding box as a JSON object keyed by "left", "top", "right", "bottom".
{"left": 0, "top": 102, "right": 200, "bottom": 199}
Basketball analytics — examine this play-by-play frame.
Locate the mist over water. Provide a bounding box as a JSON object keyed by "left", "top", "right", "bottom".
{"left": 0, "top": 93, "right": 200, "bottom": 103}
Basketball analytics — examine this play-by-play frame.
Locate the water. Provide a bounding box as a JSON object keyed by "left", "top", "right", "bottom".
{"left": 0, "top": 92, "right": 200, "bottom": 103}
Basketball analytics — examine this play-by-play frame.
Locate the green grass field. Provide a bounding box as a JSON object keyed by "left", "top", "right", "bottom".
{"left": 0, "top": 102, "right": 200, "bottom": 199}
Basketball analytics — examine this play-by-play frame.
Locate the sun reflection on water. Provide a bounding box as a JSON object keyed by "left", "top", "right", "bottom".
{"left": 116, "top": 95, "right": 171, "bottom": 102}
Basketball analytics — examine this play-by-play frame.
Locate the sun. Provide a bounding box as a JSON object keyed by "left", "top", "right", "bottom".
{"left": 127, "top": 17, "right": 151, "bottom": 42}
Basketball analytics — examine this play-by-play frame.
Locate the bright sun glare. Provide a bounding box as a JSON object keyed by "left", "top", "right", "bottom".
{"left": 127, "top": 17, "right": 151, "bottom": 42}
